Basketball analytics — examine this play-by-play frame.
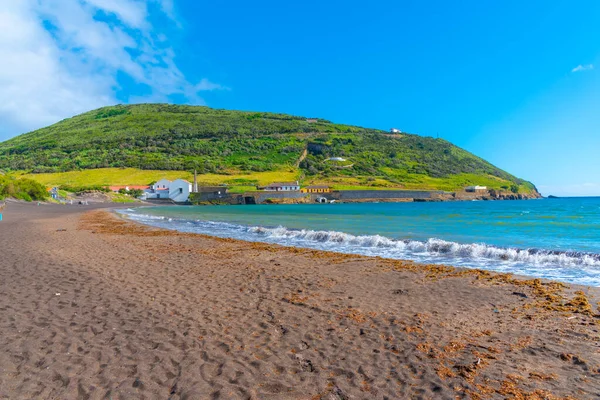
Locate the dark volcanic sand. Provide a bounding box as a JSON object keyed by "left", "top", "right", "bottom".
{"left": 0, "top": 202, "right": 599, "bottom": 399}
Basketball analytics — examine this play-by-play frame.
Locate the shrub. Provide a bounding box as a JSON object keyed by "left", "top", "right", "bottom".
{"left": 128, "top": 188, "right": 144, "bottom": 198}
{"left": 60, "top": 185, "right": 110, "bottom": 193}
{"left": 0, "top": 176, "right": 48, "bottom": 201}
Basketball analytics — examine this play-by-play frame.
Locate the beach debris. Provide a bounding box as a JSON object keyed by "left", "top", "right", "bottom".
{"left": 392, "top": 289, "right": 407, "bottom": 295}
{"left": 56, "top": 228, "right": 67, "bottom": 232}
{"left": 454, "top": 362, "right": 477, "bottom": 378}
{"left": 300, "top": 341, "right": 310, "bottom": 350}
{"left": 279, "top": 325, "right": 289, "bottom": 335}
{"left": 512, "top": 292, "right": 528, "bottom": 298}
{"left": 328, "top": 385, "right": 348, "bottom": 400}
{"left": 132, "top": 378, "right": 143, "bottom": 388}
{"left": 169, "top": 383, "right": 178, "bottom": 395}
{"left": 295, "top": 354, "right": 314, "bottom": 372}
{"left": 265, "top": 311, "right": 275, "bottom": 322}
{"left": 55, "top": 293, "right": 61, "bottom": 296}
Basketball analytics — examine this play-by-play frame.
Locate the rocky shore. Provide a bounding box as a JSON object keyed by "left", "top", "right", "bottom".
{"left": 450, "top": 188, "right": 543, "bottom": 202}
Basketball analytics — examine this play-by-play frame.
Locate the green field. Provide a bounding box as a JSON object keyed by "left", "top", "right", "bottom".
{"left": 17, "top": 167, "right": 535, "bottom": 194}
{"left": 0, "top": 104, "right": 539, "bottom": 195}
{"left": 18, "top": 168, "right": 301, "bottom": 193}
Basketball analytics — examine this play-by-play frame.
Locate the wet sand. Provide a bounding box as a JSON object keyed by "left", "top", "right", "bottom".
{"left": 0, "top": 202, "right": 599, "bottom": 399}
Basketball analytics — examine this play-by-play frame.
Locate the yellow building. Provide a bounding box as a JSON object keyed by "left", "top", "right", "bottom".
{"left": 301, "top": 185, "right": 331, "bottom": 193}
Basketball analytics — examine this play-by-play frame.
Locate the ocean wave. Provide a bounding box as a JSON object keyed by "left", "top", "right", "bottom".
{"left": 248, "top": 226, "right": 600, "bottom": 268}
{"left": 116, "top": 209, "right": 600, "bottom": 285}
{"left": 124, "top": 212, "right": 167, "bottom": 221}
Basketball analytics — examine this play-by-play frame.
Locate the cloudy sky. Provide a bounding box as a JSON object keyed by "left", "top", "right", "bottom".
{"left": 0, "top": 0, "right": 224, "bottom": 140}
{"left": 1, "top": 0, "right": 599, "bottom": 196}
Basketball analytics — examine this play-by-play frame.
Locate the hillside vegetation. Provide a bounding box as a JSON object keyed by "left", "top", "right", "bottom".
{"left": 0, "top": 104, "right": 537, "bottom": 193}
{"left": 0, "top": 175, "right": 48, "bottom": 201}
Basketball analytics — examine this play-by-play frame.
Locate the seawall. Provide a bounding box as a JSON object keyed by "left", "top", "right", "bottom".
{"left": 189, "top": 189, "right": 541, "bottom": 205}
{"left": 190, "top": 190, "right": 445, "bottom": 205}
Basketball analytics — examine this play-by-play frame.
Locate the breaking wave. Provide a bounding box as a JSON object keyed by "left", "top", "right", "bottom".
{"left": 118, "top": 209, "right": 600, "bottom": 286}
{"left": 248, "top": 226, "right": 600, "bottom": 268}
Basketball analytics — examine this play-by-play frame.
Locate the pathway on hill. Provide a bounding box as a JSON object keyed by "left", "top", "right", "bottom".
{"left": 294, "top": 147, "right": 308, "bottom": 168}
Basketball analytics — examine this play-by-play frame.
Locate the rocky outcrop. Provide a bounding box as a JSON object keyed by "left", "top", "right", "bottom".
{"left": 453, "top": 188, "right": 543, "bottom": 201}
{"left": 487, "top": 188, "right": 543, "bottom": 200}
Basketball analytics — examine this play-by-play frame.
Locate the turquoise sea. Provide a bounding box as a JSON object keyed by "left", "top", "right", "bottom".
{"left": 120, "top": 198, "right": 600, "bottom": 286}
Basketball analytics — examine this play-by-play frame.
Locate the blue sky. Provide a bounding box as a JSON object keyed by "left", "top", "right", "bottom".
{"left": 1, "top": 1, "right": 599, "bottom": 196}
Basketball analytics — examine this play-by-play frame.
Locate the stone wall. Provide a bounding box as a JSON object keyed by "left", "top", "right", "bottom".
{"left": 247, "top": 191, "right": 309, "bottom": 204}
{"left": 189, "top": 193, "right": 243, "bottom": 205}
{"left": 331, "top": 190, "right": 442, "bottom": 201}
{"left": 239, "top": 190, "right": 444, "bottom": 204}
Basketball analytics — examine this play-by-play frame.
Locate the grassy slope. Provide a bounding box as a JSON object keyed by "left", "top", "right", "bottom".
{"left": 17, "top": 168, "right": 299, "bottom": 193}
{"left": 0, "top": 104, "right": 538, "bottom": 193}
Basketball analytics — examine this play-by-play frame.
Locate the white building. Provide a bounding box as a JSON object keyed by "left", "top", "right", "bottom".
{"left": 390, "top": 128, "right": 402, "bottom": 133}
{"left": 169, "top": 179, "right": 192, "bottom": 202}
{"left": 327, "top": 157, "right": 346, "bottom": 162}
{"left": 263, "top": 181, "right": 300, "bottom": 191}
{"left": 144, "top": 179, "right": 192, "bottom": 202}
{"left": 465, "top": 185, "right": 487, "bottom": 192}
{"left": 153, "top": 179, "right": 170, "bottom": 190}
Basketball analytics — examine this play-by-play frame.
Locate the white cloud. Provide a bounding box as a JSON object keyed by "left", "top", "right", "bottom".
{"left": 571, "top": 64, "right": 594, "bottom": 73}
{"left": 154, "top": 0, "right": 178, "bottom": 25}
{"left": 84, "top": 0, "right": 148, "bottom": 28}
{"left": 195, "top": 78, "right": 229, "bottom": 92}
{"left": 0, "top": 0, "right": 223, "bottom": 140}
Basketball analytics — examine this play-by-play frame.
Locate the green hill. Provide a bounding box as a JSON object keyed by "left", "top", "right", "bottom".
{"left": 0, "top": 104, "right": 538, "bottom": 193}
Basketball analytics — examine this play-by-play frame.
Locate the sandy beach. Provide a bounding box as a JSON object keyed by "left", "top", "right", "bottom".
{"left": 0, "top": 202, "right": 598, "bottom": 399}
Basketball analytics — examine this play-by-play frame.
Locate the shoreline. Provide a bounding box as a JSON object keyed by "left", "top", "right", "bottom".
{"left": 116, "top": 206, "right": 600, "bottom": 291}
{"left": 0, "top": 202, "right": 598, "bottom": 398}
{"left": 119, "top": 203, "right": 600, "bottom": 288}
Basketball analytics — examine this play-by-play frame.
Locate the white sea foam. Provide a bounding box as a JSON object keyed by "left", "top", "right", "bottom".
{"left": 117, "top": 209, "right": 600, "bottom": 286}
{"left": 248, "top": 226, "right": 600, "bottom": 267}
